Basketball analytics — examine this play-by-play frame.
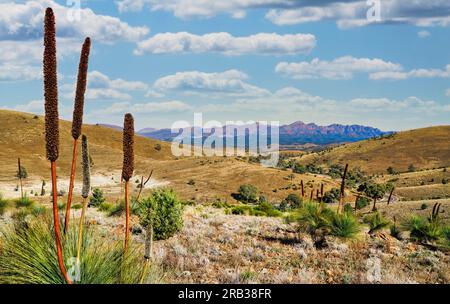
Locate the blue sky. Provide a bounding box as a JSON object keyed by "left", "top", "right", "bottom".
{"left": 0, "top": 0, "right": 449, "bottom": 131}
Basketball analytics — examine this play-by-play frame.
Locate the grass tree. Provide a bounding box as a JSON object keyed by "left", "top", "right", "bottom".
{"left": 338, "top": 164, "right": 349, "bottom": 214}
{"left": 122, "top": 113, "right": 135, "bottom": 251}
{"left": 77, "top": 135, "right": 91, "bottom": 262}
{"left": 65, "top": 37, "right": 91, "bottom": 233}
{"left": 43, "top": 7, "right": 71, "bottom": 284}
{"left": 16, "top": 158, "right": 27, "bottom": 200}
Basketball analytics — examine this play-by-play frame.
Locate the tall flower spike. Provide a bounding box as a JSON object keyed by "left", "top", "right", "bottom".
{"left": 122, "top": 113, "right": 135, "bottom": 182}
{"left": 44, "top": 7, "right": 59, "bottom": 162}
{"left": 71, "top": 38, "right": 91, "bottom": 140}
{"left": 81, "top": 135, "right": 91, "bottom": 199}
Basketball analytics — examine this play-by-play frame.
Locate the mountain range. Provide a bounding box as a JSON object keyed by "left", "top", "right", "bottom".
{"left": 132, "top": 121, "right": 392, "bottom": 147}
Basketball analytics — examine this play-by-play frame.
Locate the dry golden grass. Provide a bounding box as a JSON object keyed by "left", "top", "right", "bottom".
{"left": 297, "top": 126, "right": 450, "bottom": 174}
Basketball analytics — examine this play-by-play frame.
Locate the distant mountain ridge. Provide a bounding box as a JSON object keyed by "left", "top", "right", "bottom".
{"left": 130, "top": 121, "right": 392, "bottom": 146}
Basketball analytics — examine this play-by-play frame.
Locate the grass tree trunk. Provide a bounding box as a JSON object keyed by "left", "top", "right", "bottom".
{"left": 18, "top": 158, "right": 23, "bottom": 200}
{"left": 387, "top": 187, "right": 395, "bottom": 205}
{"left": 65, "top": 139, "right": 78, "bottom": 233}
{"left": 372, "top": 197, "right": 377, "bottom": 212}
{"left": 144, "top": 224, "right": 153, "bottom": 260}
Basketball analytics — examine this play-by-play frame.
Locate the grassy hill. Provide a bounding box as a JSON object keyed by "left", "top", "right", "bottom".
{"left": 297, "top": 126, "right": 450, "bottom": 174}
{"left": 0, "top": 110, "right": 339, "bottom": 202}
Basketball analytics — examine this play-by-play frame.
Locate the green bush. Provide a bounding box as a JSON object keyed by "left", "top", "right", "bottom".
{"left": 72, "top": 203, "right": 83, "bottom": 210}
{"left": 138, "top": 189, "right": 183, "bottom": 241}
{"left": 322, "top": 188, "right": 340, "bottom": 204}
{"left": 89, "top": 188, "right": 105, "bottom": 207}
{"left": 331, "top": 212, "right": 360, "bottom": 239}
{"left": 14, "top": 196, "right": 34, "bottom": 208}
{"left": 280, "top": 194, "right": 302, "bottom": 210}
{"left": 254, "top": 202, "right": 282, "bottom": 217}
{"left": 420, "top": 203, "right": 428, "bottom": 210}
{"left": 236, "top": 184, "right": 259, "bottom": 203}
{"left": 355, "top": 196, "right": 370, "bottom": 210}
{"left": 343, "top": 203, "right": 354, "bottom": 213}
{"left": 364, "top": 212, "right": 391, "bottom": 234}
{"left": 99, "top": 202, "right": 114, "bottom": 212}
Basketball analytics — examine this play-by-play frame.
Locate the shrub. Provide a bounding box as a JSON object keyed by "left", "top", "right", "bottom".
{"left": 408, "top": 164, "right": 416, "bottom": 172}
{"left": 89, "top": 188, "right": 105, "bottom": 207}
{"left": 138, "top": 189, "right": 183, "bottom": 241}
{"left": 390, "top": 224, "right": 402, "bottom": 240}
{"left": 16, "top": 166, "right": 28, "bottom": 179}
{"left": 280, "top": 193, "right": 303, "bottom": 211}
{"left": 322, "top": 188, "right": 340, "bottom": 204}
{"left": 292, "top": 163, "right": 307, "bottom": 174}
{"left": 254, "top": 202, "right": 282, "bottom": 217}
{"left": 236, "top": 184, "right": 258, "bottom": 203}
{"left": 364, "top": 212, "right": 390, "bottom": 234}
{"left": 355, "top": 196, "right": 370, "bottom": 210}
{"left": 386, "top": 167, "right": 397, "bottom": 175}
{"left": 71, "top": 203, "right": 83, "bottom": 210}
{"left": 14, "top": 196, "right": 34, "bottom": 208}
{"left": 330, "top": 212, "right": 360, "bottom": 239}
{"left": 187, "top": 179, "right": 196, "bottom": 186}
{"left": 343, "top": 203, "right": 354, "bottom": 213}
{"left": 0, "top": 215, "right": 150, "bottom": 284}
{"left": 99, "top": 202, "right": 114, "bottom": 212}
{"left": 420, "top": 203, "right": 428, "bottom": 210}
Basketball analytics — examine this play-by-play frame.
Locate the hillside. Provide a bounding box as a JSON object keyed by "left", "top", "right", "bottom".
{"left": 0, "top": 110, "right": 339, "bottom": 202}
{"left": 296, "top": 126, "right": 450, "bottom": 174}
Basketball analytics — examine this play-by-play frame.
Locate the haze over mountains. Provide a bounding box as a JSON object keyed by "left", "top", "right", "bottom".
{"left": 131, "top": 121, "right": 392, "bottom": 146}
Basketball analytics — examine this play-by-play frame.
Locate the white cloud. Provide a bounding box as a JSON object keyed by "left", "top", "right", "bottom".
{"left": 94, "top": 100, "right": 192, "bottom": 115}
{"left": 418, "top": 30, "right": 431, "bottom": 38}
{"left": 134, "top": 32, "right": 316, "bottom": 56}
{"left": 275, "top": 56, "right": 402, "bottom": 80}
{"left": 0, "top": 0, "right": 149, "bottom": 43}
{"left": 116, "top": 0, "right": 450, "bottom": 28}
{"left": 369, "top": 65, "right": 450, "bottom": 80}
{"left": 0, "top": 64, "right": 41, "bottom": 81}
{"left": 116, "top": 0, "right": 292, "bottom": 18}
{"left": 446, "top": 89, "right": 450, "bottom": 97}
{"left": 89, "top": 71, "right": 148, "bottom": 91}
{"left": 13, "top": 99, "right": 44, "bottom": 114}
{"left": 267, "top": 0, "right": 450, "bottom": 28}
{"left": 152, "top": 70, "right": 270, "bottom": 98}
{"left": 62, "top": 71, "right": 148, "bottom": 100}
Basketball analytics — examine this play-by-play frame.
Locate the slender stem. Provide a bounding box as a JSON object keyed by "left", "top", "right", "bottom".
{"left": 65, "top": 138, "right": 78, "bottom": 233}
{"left": 76, "top": 197, "right": 88, "bottom": 262}
{"left": 124, "top": 180, "right": 130, "bottom": 251}
{"left": 51, "top": 161, "right": 72, "bottom": 284}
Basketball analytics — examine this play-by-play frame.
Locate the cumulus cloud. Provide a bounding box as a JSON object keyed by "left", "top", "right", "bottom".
{"left": 62, "top": 71, "right": 149, "bottom": 100}
{"left": 369, "top": 65, "right": 450, "bottom": 80}
{"left": 0, "top": 0, "right": 149, "bottom": 42}
{"left": 134, "top": 32, "right": 316, "bottom": 56}
{"left": 152, "top": 70, "right": 270, "bottom": 97}
{"left": 116, "top": 0, "right": 450, "bottom": 28}
{"left": 13, "top": 99, "right": 44, "bottom": 114}
{"left": 0, "top": 64, "right": 41, "bottom": 81}
{"left": 275, "top": 56, "right": 402, "bottom": 80}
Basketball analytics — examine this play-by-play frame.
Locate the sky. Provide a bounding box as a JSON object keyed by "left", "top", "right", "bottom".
{"left": 0, "top": 0, "right": 449, "bottom": 131}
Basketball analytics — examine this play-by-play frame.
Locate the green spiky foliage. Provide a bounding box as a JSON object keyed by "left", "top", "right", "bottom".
{"left": 363, "top": 212, "right": 391, "bottom": 234}
{"left": 402, "top": 204, "right": 444, "bottom": 243}
{"left": 293, "top": 202, "right": 334, "bottom": 235}
{"left": 331, "top": 211, "right": 360, "bottom": 239}
{"left": 0, "top": 214, "right": 150, "bottom": 284}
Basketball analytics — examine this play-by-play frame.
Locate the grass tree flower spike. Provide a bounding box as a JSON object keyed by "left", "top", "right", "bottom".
{"left": 65, "top": 37, "right": 91, "bottom": 233}
{"left": 77, "top": 135, "right": 91, "bottom": 262}
{"left": 43, "top": 7, "right": 72, "bottom": 285}
{"left": 122, "top": 113, "right": 135, "bottom": 250}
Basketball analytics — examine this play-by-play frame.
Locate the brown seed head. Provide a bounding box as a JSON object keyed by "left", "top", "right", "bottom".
{"left": 71, "top": 37, "right": 91, "bottom": 140}
{"left": 44, "top": 7, "right": 59, "bottom": 162}
{"left": 122, "top": 113, "right": 134, "bottom": 181}
{"left": 81, "top": 135, "right": 91, "bottom": 198}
